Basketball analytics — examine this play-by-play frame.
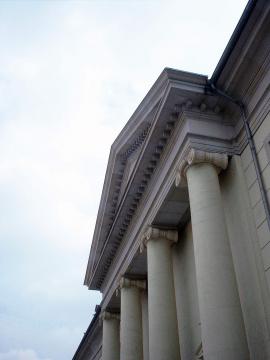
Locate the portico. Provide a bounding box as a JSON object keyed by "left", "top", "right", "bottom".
{"left": 97, "top": 146, "right": 250, "bottom": 360}
{"left": 77, "top": 63, "right": 269, "bottom": 358}
{"left": 73, "top": 2, "right": 270, "bottom": 358}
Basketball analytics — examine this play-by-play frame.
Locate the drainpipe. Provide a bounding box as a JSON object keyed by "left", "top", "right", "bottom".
{"left": 207, "top": 80, "right": 270, "bottom": 231}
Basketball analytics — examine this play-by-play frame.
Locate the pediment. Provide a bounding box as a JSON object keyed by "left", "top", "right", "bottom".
{"left": 85, "top": 68, "right": 216, "bottom": 289}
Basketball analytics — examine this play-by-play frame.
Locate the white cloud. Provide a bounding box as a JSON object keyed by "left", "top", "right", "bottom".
{"left": 0, "top": 349, "right": 50, "bottom": 360}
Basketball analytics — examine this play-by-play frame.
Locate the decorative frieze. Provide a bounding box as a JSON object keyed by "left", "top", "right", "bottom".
{"left": 175, "top": 148, "right": 228, "bottom": 187}
{"left": 120, "top": 125, "right": 151, "bottom": 161}
{"left": 92, "top": 112, "right": 180, "bottom": 289}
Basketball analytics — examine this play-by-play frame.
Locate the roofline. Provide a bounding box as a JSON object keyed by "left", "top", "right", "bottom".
{"left": 72, "top": 305, "right": 101, "bottom": 360}
{"left": 84, "top": 68, "right": 207, "bottom": 289}
{"left": 210, "top": 0, "right": 257, "bottom": 85}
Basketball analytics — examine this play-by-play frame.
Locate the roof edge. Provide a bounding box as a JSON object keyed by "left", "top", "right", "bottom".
{"left": 72, "top": 305, "right": 101, "bottom": 360}
{"left": 210, "top": 0, "right": 257, "bottom": 85}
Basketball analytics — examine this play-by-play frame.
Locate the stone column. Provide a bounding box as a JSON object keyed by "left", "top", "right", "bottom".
{"left": 177, "top": 149, "right": 249, "bottom": 360}
{"left": 119, "top": 277, "right": 145, "bottom": 360}
{"left": 141, "top": 227, "right": 181, "bottom": 360}
{"left": 141, "top": 291, "right": 149, "bottom": 360}
{"left": 101, "top": 311, "right": 120, "bottom": 360}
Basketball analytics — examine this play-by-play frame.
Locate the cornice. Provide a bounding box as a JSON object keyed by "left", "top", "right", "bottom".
{"left": 84, "top": 107, "right": 155, "bottom": 286}
{"left": 85, "top": 69, "right": 174, "bottom": 287}
{"left": 111, "top": 68, "right": 206, "bottom": 152}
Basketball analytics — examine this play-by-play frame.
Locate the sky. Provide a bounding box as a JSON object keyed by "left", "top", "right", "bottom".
{"left": 0, "top": 0, "right": 247, "bottom": 359}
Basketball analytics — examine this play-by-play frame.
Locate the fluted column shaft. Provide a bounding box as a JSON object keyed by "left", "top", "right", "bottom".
{"left": 142, "top": 227, "right": 181, "bottom": 360}
{"left": 179, "top": 149, "right": 249, "bottom": 360}
{"left": 101, "top": 312, "right": 120, "bottom": 360}
{"left": 120, "top": 278, "right": 145, "bottom": 360}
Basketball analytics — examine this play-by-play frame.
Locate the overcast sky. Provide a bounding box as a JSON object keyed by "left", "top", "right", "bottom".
{"left": 0, "top": 1, "right": 247, "bottom": 359}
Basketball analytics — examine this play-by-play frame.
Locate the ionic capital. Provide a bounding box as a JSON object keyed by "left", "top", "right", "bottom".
{"left": 140, "top": 226, "right": 178, "bottom": 252}
{"left": 100, "top": 311, "right": 120, "bottom": 322}
{"left": 119, "top": 277, "right": 146, "bottom": 290}
{"left": 175, "top": 149, "right": 228, "bottom": 187}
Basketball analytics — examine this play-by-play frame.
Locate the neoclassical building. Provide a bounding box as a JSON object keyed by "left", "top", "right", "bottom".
{"left": 73, "top": 0, "right": 270, "bottom": 359}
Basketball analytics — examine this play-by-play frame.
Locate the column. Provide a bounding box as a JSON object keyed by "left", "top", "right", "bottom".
{"left": 177, "top": 149, "right": 249, "bottom": 360}
{"left": 141, "top": 290, "right": 149, "bottom": 360}
{"left": 120, "top": 277, "right": 145, "bottom": 360}
{"left": 141, "top": 227, "right": 181, "bottom": 360}
{"left": 101, "top": 311, "right": 120, "bottom": 360}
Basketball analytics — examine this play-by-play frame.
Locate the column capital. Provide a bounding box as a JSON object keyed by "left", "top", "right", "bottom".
{"left": 140, "top": 226, "right": 178, "bottom": 252}
{"left": 101, "top": 311, "right": 120, "bottom": 322}
{"left": 175, "top": 148, "right": 228, "bottom": 187}
{"left": 119, "top": 277, "right": 146, "bottom": 291}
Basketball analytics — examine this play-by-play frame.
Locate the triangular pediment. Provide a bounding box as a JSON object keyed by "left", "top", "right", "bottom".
{"left": 85, "top": 68, "right": 208, "bottom": 289}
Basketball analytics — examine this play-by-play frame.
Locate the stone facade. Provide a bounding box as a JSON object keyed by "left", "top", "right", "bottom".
{"left": 73, "top": 1, "right": 270, "bottom": 359}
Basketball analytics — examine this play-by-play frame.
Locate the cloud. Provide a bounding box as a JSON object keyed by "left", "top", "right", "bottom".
{"left": 0, "top": 349, "right": 50, "bottom": 360}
